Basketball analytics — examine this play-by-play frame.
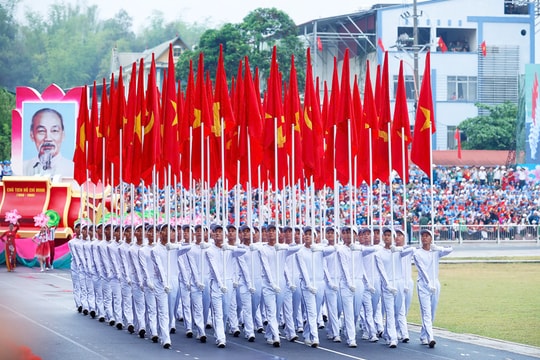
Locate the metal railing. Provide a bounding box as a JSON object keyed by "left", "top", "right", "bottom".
{"left": 410, "top": 224, "right": 540, "bottom": 244}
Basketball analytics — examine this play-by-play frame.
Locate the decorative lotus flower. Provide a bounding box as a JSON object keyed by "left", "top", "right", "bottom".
{"left": 5, "top": 209, "right": 22, "bottom": 225}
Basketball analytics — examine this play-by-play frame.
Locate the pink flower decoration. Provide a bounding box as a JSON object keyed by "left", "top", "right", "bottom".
{"left": 5, "top": 209, "right": 22, "bottom": 225}
{"left": 33, "top": 212, "right": 50, "bottom": 228}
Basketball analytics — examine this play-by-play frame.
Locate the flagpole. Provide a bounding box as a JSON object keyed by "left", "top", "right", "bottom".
{"left": 400, "top": 127, "right": 409, "bottom": 240}
{"left": 387, "top": 122, "right": 395, "bottom": 230}
{"left": 429, "top": 123, "right": 435, "bottom": 238}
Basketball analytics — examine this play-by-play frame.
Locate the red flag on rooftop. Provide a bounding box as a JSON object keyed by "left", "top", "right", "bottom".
{"left": 391, "top": 61, "right": 412, "bottom": 183}
{"left": 481, "top": 40, "right": 487, "bottom": 57}
{"left": 411, "top": 52, "right": 436, "bottom": 178}
{"left": 317, "top": 36, "right": 323, "bottom": 51}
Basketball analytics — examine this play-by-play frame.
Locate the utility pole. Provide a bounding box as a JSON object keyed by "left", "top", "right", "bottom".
{"left": 413, "top": 0, "right": 419, "bottom": 106}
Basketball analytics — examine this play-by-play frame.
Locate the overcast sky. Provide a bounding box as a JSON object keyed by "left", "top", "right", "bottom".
{"left": 16, "top": 0, "right": 407, "bottom": 31}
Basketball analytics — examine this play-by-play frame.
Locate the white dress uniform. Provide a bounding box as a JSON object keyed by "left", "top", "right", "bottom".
{"left": 98, "top": 237, "right": 115, "bottom": 324}
{"left": 375, "top": 244, "right": 414, "bottom": 347}
{"left": 90, "top": 236, "right": 105, "bottom": 319}
{"left": 234, "top": 245, "right": 256, "bottom": 340}
{"left": 128, "top": 238, "right": 147, "bottom": 337}
{"left": 181, "top": 241, "right": 210, "bottom": 342}
{"left": 138, "top": 241, "right": 159, "bottom": 341}
{"left": 323, "top": 241, "right": 341, "bottom": 342}
{"left": 117, "top": 236, "right": 135, "bottom": 332}
{"left": 150, "top": 241, "right": 172, "bottom": 347}
{"left": 413, "top": 243, "right": 453, "bottom": 346}
{"left": 107, "top": 237, "right": 124, "bottom": 328}
{"left": 296, "top": 243, "right": 335, "bottom": 347}
{"left": 68, "top": 236, "right": 83, "bottom": 312}
{"left": 205, "top": 242, "right": 246, "bottom": 347}
{"left": 362, "top": 242, "right": 383, "bottom": 338}
{"left": 80, "top": 232, "right": 96, "bottom": 316}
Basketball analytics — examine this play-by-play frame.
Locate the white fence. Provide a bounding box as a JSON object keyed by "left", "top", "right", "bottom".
{"left": 410, "top": 224, "right": 540, "bottom": 244}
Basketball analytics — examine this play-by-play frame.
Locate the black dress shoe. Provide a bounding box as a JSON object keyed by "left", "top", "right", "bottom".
{"left": 429, "top": 340, "right": 436, "bottom": 348}
{"left": 273, "top": 341, "right": 280, "bottom": 348}
{"left": 128, "top": 325, "right": 135, "bottom": 334}
{"left": 170, "top": 328, "right": 176, "bottom": 334}
{"left": 322, "top": 314, "right": 328, "bottom": 322}
{"left": 217, "top": 342, "right": 226, "bottom": 348}
{"left": 233, "top": 330, "right": 240, "bottom": 337}
{"left": 152, "top": 335, "right": 159, "bottom": 343}
{"left": 109, "top": 320, "right": 115, "bottom": 326}
{"left": 99, "top": 317, "right": 105, "bottom": 323}
{"left": 248, "top": 336, "right": 255, "bottom": 342}
{"left": 163, "top": 343, "right": 171, "bottom": 349}
{"left": 90, "top": 311, "right": 96, "bottom": 318}
{"left": 263, "top": 320, "right": 268, "bottom": 326}
{"left": 138, "top": 329, "right": 146, "bottom": 338}
{"left": 402, "top": 338, "right": 409, "bottom": 343}
{"left": 205, "top": 324, "right": 212, "bottom": 329}
{"left": 83, "top": 309, "right": 89, "bottom": 316}
{"left": 116, "top": 323, "right": 123, "bottom": 330}
{"left": 199, "top": 335, "right": 207, "bottom": 343}
{"left": 257, "top": 327, "right": 264, "bottom": 333}
{"left": 77, "top": 306, "right": 83, "bottom": 313}
{"left": 186, "top": 331, "right": 193, "bottom": 338}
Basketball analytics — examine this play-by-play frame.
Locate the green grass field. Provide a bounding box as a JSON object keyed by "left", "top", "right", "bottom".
{"left": 407, "top": 262, "right": 540, "bottom": 347}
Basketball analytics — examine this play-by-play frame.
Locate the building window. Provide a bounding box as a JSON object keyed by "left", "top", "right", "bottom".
{"left": 173, "top": 45, "right": 182, "bottom": 58}
{"left": 504, "top": 0, "right": 529, "bottom": 14}
{"left": 393, "top": 75, "right": 419, "bottom": 100}
{"left": 447, "top": 76, "right": 477, "bottom": 101}
{"left": 448, "top": 125, "right": 459, "bottom": 149}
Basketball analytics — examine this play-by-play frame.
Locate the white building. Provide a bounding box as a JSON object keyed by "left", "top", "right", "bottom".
{"left": 298, "top": 0, "right": 538, "bottom": 150}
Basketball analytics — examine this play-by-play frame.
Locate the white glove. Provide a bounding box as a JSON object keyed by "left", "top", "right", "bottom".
{"left": 127, "top": 279, "right": 132, "bottom": 286}
{"left": 404, "top": 287, "right": 409, "bottom": 294}
{"left": 311, "top": 245, "right": 323, "bottom": 252}
{"left": 250, "top": 243, "right": 261, "bottom": 251}
{"left": 185, "top": 283, "right": 191, "bottom": 291}
{"left": 166, "top": 243, "right": 179, "bottom": 250}
{"left": 274, "top": 243, "right": 288, "bottom": 251}
{"left": 289, "top": 285, "right": 297, "bottom": 292}
{"left": 387, "top": 286, "right": 397, "bottom": 296}
{"left": 249, "top": 287, "right": 256, "bottom": 294}
{"left": 233, "top": 282, "right": 239, "bottom": 289}
{"left": 197, "top": 283, "right": 205, "bottom": 291}
{"left": 429, "top": 286, "right": 437, "bottom": 294}
{"left": 430, "top": 244, "right": 442, "bottom": 251}
{"left": 222, "top": 244, "right": 232, "bottom": 251}
{"left": 139, "top": 283, "right": 144, "bottom": 290}
{"left": 368, "top": 285, "right": 376, "bottom": 294}
{"left": 350, "top": 243, "right": 363, "bottom": 251}
{"left": 348, "top": 285, "right": 356, "bottom": 293}
{"left": 148, "top": 282, "right": 155, "bottom": 291}
{"left": 272, "top": 285, "right": 281, "bottom": 293}
{"left": 330, "top": 284, "right": 338, "bottom": 291}
{"left": 164, "top": 286, "right": 171, "bottom": 293}
{"left": 220, "top": 286, "right": 228, "bottom": 294}
{"left": 308, "top": 286, "right": 317, "bottom": 294}
{"left": 200, "top": 242, "right": 211, "bottom": 249}
{"left": 391, "top": 245, "right": 403, "bottom": 253}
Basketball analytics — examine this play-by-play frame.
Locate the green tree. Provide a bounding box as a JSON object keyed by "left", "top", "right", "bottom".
{"left": 458, "top": 102, "right": 518, "bottom": 150}
{"left": 177, "top": 7, "right": 305, "bottom": 88}
{"left": 0, "top": 88, "right": 15, "bottom": 160}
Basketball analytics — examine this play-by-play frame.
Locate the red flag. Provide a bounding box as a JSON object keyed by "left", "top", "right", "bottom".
{"left": 162, "top": 44, "right": 180, "bottom": 176}
{"left": 391, "top": 61, "right": 412, "bottom": 183}
{"left": 437, "top": 37, "right": 448, "bottom": 53}
{"left": 107, "top": 67, "right": 126, "bottom": 184}
{"left": 335, "top": 49, "right": 356, "bottom": 185}
{"left": 359, "top": 60, "right": 378, "bottom": 185}
{"left": 92, "top": 77, "right": 108, "bottom": 185}
{"left": 263, "top": 47, "right": 287, "bottom": 188}
{"left": 73, "top": 85, "right": 88, "bottom": 185}
{"left": 322, "top": 58, "right": 340, "bottom": 187}
{"left": 317, "top": 36, "right": 323, "bottom": 51}
{"left": 377, "top": 38, "right": 385, "bottom": 52}
{"left": 286, "top": 54, "right": 303, "bottom": 185}
{"left": 87, "top": 82, "right": 98, "bottom": 184}
{"left": 302, "top": 48, "right": 323, "bottom": 185}
{"left": 180, "top": 60, "right": 195, "bottom": 186}
{"left": 454, "top": 127, "right": 462, "bottom": 159}
{"left": 481, "top": 40, "right": 487, "bottom": 57}
{"left": 374, "top": 51, "right": 391, "bottom": 184}
{"left": 351, "top": 75, "right": 364, "bottom": 184}
{"left": 411, "top": 52, "right": 436, "bottom": 178}
{"left": 122, "top": 61, "right": 138, "bottom": 185}
{"left": 141, "top": 53, "right": 162, "bottom": 184}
